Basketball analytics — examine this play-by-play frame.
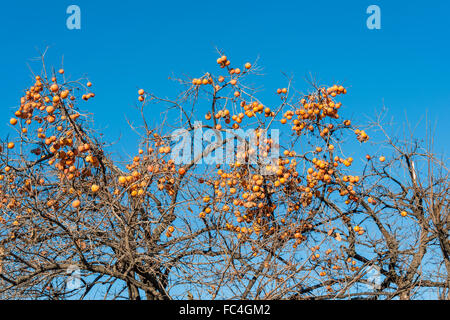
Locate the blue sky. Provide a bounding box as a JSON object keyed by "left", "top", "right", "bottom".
{"left": 0, "top": 0, "right": 449, "bottom": 159}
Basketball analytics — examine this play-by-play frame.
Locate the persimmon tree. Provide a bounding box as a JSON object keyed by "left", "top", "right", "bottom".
{"left": 0, "top": 52, "right": 448, "bottom": 300}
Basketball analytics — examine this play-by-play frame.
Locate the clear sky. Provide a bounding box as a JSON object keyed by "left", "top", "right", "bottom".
{"left": 1, "top": 0, "right": 449, "bottom": 160}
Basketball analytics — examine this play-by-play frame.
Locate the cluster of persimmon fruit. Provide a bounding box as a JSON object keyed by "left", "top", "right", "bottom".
{"left": 187, "top": 64, "right": 360, "bottom": 246}
{"left": 191, "top": 56, "right": 252, "bottom": 99}
{"left": 117, "top": 149, "right": 179, "bottom": 199}
{"left": 1, "top": 68, "right": 102, "bottom": 213}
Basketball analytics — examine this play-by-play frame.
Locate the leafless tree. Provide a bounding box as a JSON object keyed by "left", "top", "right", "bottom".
{"left": 0, "top": 52, "right": 448, "bottom": 300}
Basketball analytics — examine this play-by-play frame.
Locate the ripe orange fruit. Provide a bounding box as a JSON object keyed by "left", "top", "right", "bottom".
{"left": 400, "top": 211, "right": 407, "bottom": 217}
{"left": 7, "top": 142, "right": 15, "bottom": 149}
{"left": 91, "top": 184, "right": 100, "bottom": 193}
{"left": 50, "top": 84, "right": 59, "bottom": 92}
{"left": 87, "top": 81, "right": 92, "bottom": 87}
{"left": 118, "top": 176, "right": 127, "bottom": 184}
{"left": 60, "top": 90, "right": 69, "bottom": 99}
{"left": 138, "top": 89, "right": 145, "bottom": 95}
{"left": 10, "top": 118, "right": 17, "bottom": 125}
{"left": 72, "top": 199, "right": 81, "bottom": 208}
{"left": 58, "top": 69, "right": 64, "bottom": 74}
{"left": 178, "top": 168, "right": 186, "bottom": 175}
{"left": 379, "top": 156, "right": 386, "bottom": 162}
{"left": 245, "top": 62, "right": 251, "bottom": 69}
